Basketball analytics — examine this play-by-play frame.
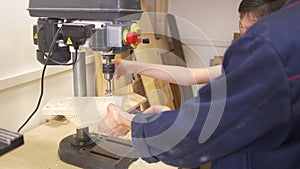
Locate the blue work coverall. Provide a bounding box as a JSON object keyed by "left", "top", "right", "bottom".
{"left": 131, "top": 0, "right": 300, "bottom": 168}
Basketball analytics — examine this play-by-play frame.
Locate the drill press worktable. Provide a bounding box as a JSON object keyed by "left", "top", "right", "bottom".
{"left": 0, "top": 121, "right": 176, "bottom": 169}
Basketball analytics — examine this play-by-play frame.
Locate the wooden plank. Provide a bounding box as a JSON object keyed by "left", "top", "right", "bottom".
{"left": 164, "top": 14, "right": 194, "bottom": 108}
{"left": 134, "top": 33, "right": 175, "bottom": 109}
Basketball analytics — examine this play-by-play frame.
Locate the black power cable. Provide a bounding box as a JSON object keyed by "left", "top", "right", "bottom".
{"left": 17, "top": 26, "right": 78, "bottom": 133}
{"left": 17, "top": 63, "right": 48, "bottom": 133}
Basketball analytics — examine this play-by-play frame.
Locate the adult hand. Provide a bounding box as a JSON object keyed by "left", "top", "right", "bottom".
{"left": 98, "top": 103, "right": 134, "bottom": 137}
{"left": 143, "top": 105, "right": 171, "bottom": 114}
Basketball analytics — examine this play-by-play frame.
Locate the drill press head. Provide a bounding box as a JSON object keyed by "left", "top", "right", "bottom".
{"left": 28, "top": 0, "right": 142, "bottom": 94}
{"left": 92, "top": 22, "right": 142, "bottom": 94}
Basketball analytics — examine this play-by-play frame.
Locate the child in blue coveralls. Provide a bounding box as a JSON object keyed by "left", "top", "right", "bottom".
{"left": 100, "top": 0, "right": 300, "bottom": 169}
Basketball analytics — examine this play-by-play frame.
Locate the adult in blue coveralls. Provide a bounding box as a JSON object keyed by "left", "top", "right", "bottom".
{"left": 100, "top": 0, "right": 300, "bottom": 168}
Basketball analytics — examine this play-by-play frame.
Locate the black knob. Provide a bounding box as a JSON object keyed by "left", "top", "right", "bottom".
{"left": 142, "top": 38, "right": 150, "bottom": 44}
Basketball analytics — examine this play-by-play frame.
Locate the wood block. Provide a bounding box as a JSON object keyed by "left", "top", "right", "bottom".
{"left": 41, "top": 93, "right": 146, "bottom": 128}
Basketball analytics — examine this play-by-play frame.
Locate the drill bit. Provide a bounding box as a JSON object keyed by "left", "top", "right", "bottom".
{"left": 105, "top": 79, "right": 113, "bottom": 95}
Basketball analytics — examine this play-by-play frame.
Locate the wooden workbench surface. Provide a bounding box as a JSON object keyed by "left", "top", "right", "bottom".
{"left": 0, "top": 121, "right": 176, "bottom": 169}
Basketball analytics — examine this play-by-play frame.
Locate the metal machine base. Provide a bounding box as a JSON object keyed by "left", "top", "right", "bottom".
{"left": 58, "top": 131, "right": 138, "bottom": 169}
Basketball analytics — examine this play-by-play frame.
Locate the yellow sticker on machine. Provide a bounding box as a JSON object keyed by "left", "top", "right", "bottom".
{"left": 67, "top": 37, "right": 73, "bottom": 45}
{"left": 34, "top": 33, "right": 38, "bottom": 39}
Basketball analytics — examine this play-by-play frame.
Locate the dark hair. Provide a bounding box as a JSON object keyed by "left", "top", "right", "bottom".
{"left": 238, "top": 0, "right": 287, "bottom": 18}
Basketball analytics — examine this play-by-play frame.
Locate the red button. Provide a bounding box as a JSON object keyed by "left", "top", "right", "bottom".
{"left": 126, "top": 32, "right": 138, "bottom": 44}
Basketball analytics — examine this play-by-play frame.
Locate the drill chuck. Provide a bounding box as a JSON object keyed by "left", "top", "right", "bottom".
{"left": 102, "top": 54, "right": 115, "bottom": 94}
{"left": 102, "top": 63, "right": 115, "bottom": 78}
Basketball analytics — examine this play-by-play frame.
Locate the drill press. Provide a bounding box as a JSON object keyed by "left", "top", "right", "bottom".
{"left": 28, "top": 0, "right": 143, "bottom": 168}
